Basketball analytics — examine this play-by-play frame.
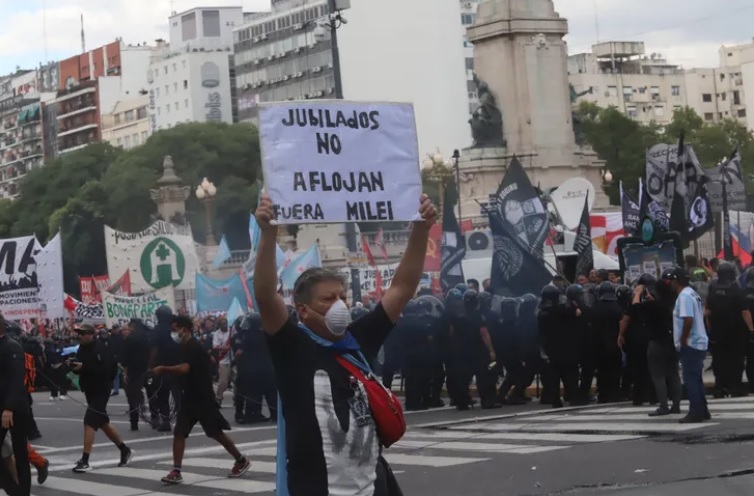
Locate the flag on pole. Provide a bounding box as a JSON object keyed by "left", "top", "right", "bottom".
{"left": 212, "top": 235, "right": 232, "bottom": 270}
{"left": 374, "top": 228, "right": 389, "bottom": 262}
{"left": 574, "top": 194, "right": 593, "bottom": 278}
{"left": 440, "top": 185, "right": 466, "bottom": 291}
{"left": 280, "top": 245, "right": 322, "bottom": 289}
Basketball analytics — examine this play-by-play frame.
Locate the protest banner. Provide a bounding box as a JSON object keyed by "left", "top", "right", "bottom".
{"left": 258, "top": 101, "right": 422, "bottom": 224}
{"left": 341, "top": 263, "right": 398, "bottom": 295}
{"left": 105, "top": 220, "right": 200, "bottom": 293}
{"left": 36, "top": 233, "right": 66, "bottom": 319}
{"left": 0, "top": 235, "right": 44, "bottom": 319}
{"left": 80, "top": 275, "right": 111, "bottom": 304}
{"left": 64, "top": 294, "right": 105, "bottom": 322}
{"left": 102, "top": 287, "right": 176, "bottom": 328}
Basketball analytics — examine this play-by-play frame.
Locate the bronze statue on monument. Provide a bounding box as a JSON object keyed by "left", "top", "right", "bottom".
{"left": 469, "top": 74, "right": 506, "bottom": 148}
{"left": 569, "top": 83, "right": 593, "bottom": 147}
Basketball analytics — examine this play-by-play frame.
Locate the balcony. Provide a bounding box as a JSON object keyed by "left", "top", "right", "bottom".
{"left": 55, "top": 84, "right": 96, "bottom": 104}
{"left": 58, "top": 122, "right": 98, "bottom": 138}
{"left": 57, "top": 97, "right": 98, "bottom": 120}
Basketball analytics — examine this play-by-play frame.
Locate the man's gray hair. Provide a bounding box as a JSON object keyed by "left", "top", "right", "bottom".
{"left": 293, "top": 268, "right": 347, "bottom": 304}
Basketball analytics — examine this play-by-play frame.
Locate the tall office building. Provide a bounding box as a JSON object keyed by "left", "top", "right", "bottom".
{"left": 147, "top": 7, "right": 243, "bottom": 132}
{"left": 233, "top": 0, "right": 471, "bottom": 155}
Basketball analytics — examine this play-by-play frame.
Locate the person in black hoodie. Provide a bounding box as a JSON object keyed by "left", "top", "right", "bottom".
{"left": 633, "top": 272, "right": 682, "bottom": 416}
{"left": 121, "top": 320, "right": 154, "bottom": 431}
{"left": 44, "top": 338, "right": 67, "bottom": 401}
{"left": 150, "top": 306, "right": 181, "bottom": 432}
{"left": 69, "top": 324, "right": 132, "bottom": 474}
{"left": 0, "top": 317, "right": 31, "bottom": 496}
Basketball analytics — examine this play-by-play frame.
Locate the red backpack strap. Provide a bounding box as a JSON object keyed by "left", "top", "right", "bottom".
{"left": 336, "top": 355, "right": 367, "bottom": 381}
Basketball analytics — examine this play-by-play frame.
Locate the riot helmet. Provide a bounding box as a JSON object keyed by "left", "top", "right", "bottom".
{"left": 597, "top": 281, "right": 617, "bottom": 301}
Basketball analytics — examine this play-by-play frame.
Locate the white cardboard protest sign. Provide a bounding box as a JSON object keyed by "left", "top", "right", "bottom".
{"left": 259, "top": 100, "right": 422, "bottom": 224}
{"left": 102, "top": 287, "right": 175, "bottom": 329}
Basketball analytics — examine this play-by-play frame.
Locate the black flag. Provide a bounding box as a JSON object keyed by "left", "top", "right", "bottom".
{"left": 487, "top": 207, "right": 552, "bottom": 297}
{"left": 687, "top": 176, "right": 715, "bottom": 242}
{"left": 574, "top": 194, "right": 593, "bottom": 277}
{"left": 620, "top": 181, "right": 641, "bottom": 236}
{"left": 669, "top": 183, "right": 689, "bottom": 246}
{"left": 491, "top": 156, "right": 548, "bottom": 256}
{"left": 722, "top": 181, "right": 734, "bottom": 261}
{"left": 639, "top": 178, "right": 669, "bottom": 236}
{"left": 440, "top": 186, "right": 466, "bottom": 291}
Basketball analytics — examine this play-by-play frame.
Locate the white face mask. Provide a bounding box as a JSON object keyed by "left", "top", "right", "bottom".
{"left": 170, "top": 332, "right": 181, "bottom": 343}
{"left": 324, "top": 299, "right": 352, "bottom": 336}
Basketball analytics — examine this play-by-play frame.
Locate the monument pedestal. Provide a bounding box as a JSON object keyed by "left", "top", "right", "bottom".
{"left": 460, "top": 0, "right": 608, "bottom": 226}
{"left": 458, "top": 145, "right": 606, "bottom": 227}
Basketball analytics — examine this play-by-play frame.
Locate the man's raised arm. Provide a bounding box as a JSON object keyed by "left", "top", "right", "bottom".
{"left": 253, "top": 194, "right": 290, "bottom": 335}
{"left": 381, "top": 193, "right": 438, "bottom": 322}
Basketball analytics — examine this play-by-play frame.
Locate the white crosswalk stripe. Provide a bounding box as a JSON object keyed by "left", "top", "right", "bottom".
{"left": 30, "top": 397, "right": 754, "bottom": 494}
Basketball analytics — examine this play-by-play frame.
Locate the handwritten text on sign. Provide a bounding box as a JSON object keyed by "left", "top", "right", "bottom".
{"left": 259, "top": 101, "right": 422, "bottom": 224}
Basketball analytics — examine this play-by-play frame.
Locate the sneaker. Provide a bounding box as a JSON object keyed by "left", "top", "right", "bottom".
{"left": 648, "top": 407, "right": 670, "bottom": 417}
{"left": 72, "top": 459, "right": 91, "bottom": 473}
{"left": 229, "top": 457, "right": 251, "bottom": 478}
{"left": 161, "top": 469, "right": 183, "bottom": 484}
{"left": 118, "top": 447, "right": 133, "bottom": 467}
{"left": 37, "top": 459, "right": 49, "bottom": 484}
{"left": 59, "top": 395, "right": 67, "bottom": 400}
{"left": 49, "top": 396, "right": 56, "bottom": 402}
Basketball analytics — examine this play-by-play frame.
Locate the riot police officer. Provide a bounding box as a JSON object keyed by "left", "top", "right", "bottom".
{"left": 592, "top": 281, "right": 624, "bottom": 403}
{"left": 243, "top": 313, "right": 277, "bottom": 422}
{"left": 539, "top": 284, "right": 581, "bottom": 408}
{"left": 495, "top": 298, "right": 525, "bottom": 405}
{"left": 444, "top": 289, "right": 473, "bottom": 410}
{"left": 402, "top": 301, "right": 432, "bottom": 411}
{"left": 707, "top": 262, "right": 752, "bottom": 397}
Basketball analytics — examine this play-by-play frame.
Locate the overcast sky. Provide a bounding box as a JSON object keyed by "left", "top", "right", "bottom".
{"left": 1, "top": 0, "right": 753, "bottom": 77}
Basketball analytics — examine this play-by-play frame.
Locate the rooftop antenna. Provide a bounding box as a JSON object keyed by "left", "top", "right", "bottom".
{"left": 42, "top": 0, "right": 49, "bottom": 63}
{"left": 593, "top": 0, "right": 601, "bottom": 43}
{"left": 80, "top": 13, "right": 86, "bottom": 53}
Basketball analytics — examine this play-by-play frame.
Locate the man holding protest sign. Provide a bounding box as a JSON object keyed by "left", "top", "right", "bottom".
{"left": 254, "top": 189, "right": 436, "bottom": 496}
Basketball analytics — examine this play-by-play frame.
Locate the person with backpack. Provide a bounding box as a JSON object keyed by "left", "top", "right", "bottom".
{"left": 68, "top": 324, "right": 132, "bottom": 473}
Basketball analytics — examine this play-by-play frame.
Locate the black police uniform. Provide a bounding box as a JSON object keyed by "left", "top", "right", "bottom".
{"left": 591, "top": 291, "right": 624, "bottom": 403}
{"left": 151, "top": 307, "right": 181, "bottom": 430}
{"left": 242, "top": 317, "right": 278, "bottom": 423}
{"left": 707, "top": 276, "right": 749, "bottom": 396}
{"left": 539, "top": 294, "right": 581, "bottom": 408}
{"left": 402, "top": 303, "right": 433, "bottom": 410}
{"left": 742, "top": 268, "right": 754, "bottom": 390}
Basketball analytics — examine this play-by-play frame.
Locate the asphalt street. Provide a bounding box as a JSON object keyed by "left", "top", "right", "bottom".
{"left": 21, "top": 390, "right": 754, "bottom": 496}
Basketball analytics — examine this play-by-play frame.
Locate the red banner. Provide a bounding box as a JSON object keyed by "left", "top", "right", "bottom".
{"left": 106, "top": 271, "right": 132, "bottom": 297}
{"left": 80, "top": 275, "right": 111, "bottom": 304}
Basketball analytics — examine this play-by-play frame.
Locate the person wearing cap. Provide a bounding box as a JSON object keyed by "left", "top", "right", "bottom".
{"left": 68, "top": 324, "right": 132, "bottom": 473}
{"left": 670, "top": 267, "right": 711, "bottom": 423}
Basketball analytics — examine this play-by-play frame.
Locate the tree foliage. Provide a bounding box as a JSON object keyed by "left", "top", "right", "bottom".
{"left": 576, "top": 103, "right": 754, "bottom": 204}
{"left": 0, "top": 122, "right": 262, "bottom": 295}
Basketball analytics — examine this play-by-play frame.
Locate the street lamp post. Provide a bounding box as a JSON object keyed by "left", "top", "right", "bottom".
{"left": 195, "top": 177, "right": 217, "bottom": 246}
{"left": 326, "top": 0, "right": 361, "bottom": 303}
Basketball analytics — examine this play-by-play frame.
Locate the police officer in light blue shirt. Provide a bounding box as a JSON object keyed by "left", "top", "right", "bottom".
{"left": 670, "top": 267, "right": 710, "bottom": 423}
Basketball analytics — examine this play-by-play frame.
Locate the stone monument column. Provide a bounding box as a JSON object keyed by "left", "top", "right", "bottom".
{"left": 149, "top": 156, "right": 191, "bottom": 222}
{"left": 459, "top": 0, "right": 607, "bottom": 225}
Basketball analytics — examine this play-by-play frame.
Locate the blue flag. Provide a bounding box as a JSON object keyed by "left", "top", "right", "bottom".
{"left": 226, "top": 297, "right": 244, "bottom": 323}
{"left": 211, "top": 235, "right": 232, "bottom": 270}
{"left": 280, "top": 245, "right": 322, "bottom": 289}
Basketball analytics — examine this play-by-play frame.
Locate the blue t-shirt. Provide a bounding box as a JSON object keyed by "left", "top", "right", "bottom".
{"left": 673, "top": 286, "right": 708, "bottom": 351}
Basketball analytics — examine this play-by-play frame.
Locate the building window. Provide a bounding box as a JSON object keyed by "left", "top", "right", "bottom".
{"left": 182, "top": 12, "right": 197, "bottom": 41}
{"left": 156, "top": 87, "right": 160, "bottom": 97}
{"left": 702, "top": 93, "right": 712, "bottom": 102}
{"left": 174, "top": 82, "right": 178, "bottom": 92}
{"left": 623, "top": 86, "right": 633, "bottom": 101}
{"left": 125, "top": 110, "right": 134, "bottom": 121}
{"left": 465, "top": 57, "right": 474, "bottom": 71}
{"left": 116, "top": 138, "right": 122, "bottom": 147}
{"left": 184, "top": 80, "right": 188, "bottom": 89}
{"left": 114, "top": 114, "right": 121, "bottom": 124}
{"left": 654, "top": 105, "right": 665, "bottom": 118}
{"left": 202, "top": 10, "right": 221, "bottom": 37}
{"left": 461, "top": 13, "right": 475, "bottom": 25}
{"left": 627, "top": 106, "right": 638, "bottom": 119}
{"left": 165, "top": 85, "right": 169, "bottom": 95}
{"left": 704, "top": 112, "right": 714, "bottom": 121}
{"left": 133, "top": 133, "right": 139, "bottom": 145}
{"left": 141, "top": 131, "right": 148, "bottom": 142}
{"left": 738, "top": 108, "right": 747, "bottom": 118}
{"left": 734, "top": 91, "right": 741, "bottom": 105}
{"left": 607, "top": 86, "right": 618, "bottom": 97}
{"left": 124, "top": 135, "right": 131, "bottom": 148}
{"left": 721, "top": 92, "right": 727, "bottom": 101}
{"left": 137, "top": 107, "right": 147, "bottom": 119}
{"left": 164, "top": 66, "right": 168, "bottom": 75}
{"left": 671, "top": 85, "right": 681, "bottom": 96}
{"left": 173, "top": 63, "right": 177, "bottom": 72}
